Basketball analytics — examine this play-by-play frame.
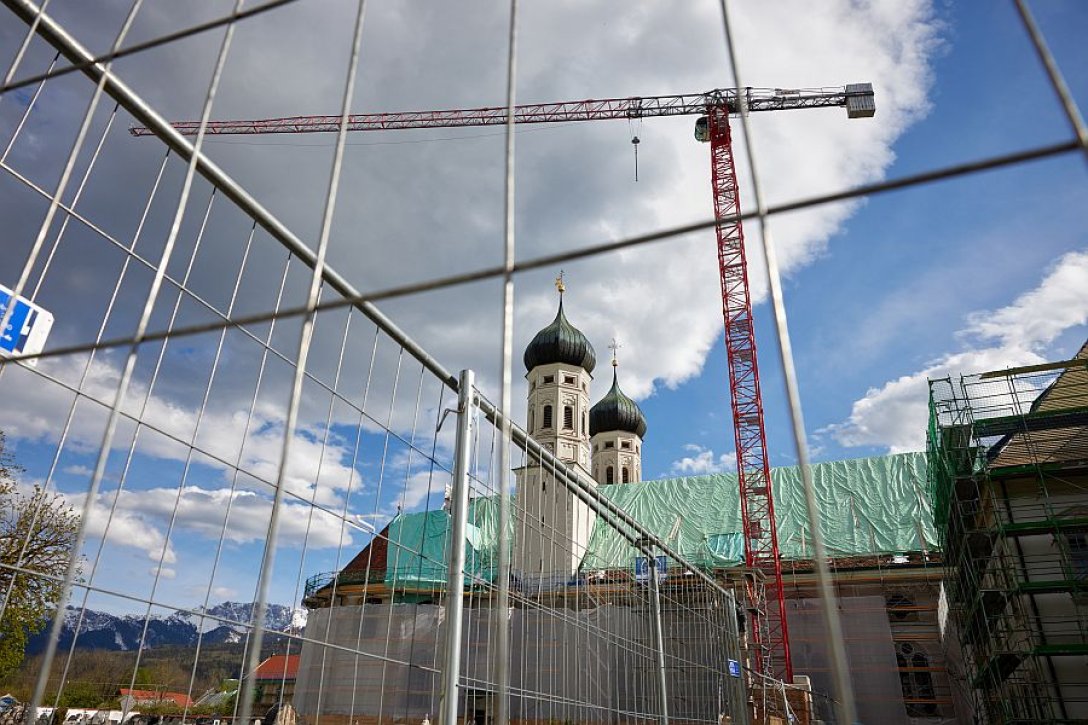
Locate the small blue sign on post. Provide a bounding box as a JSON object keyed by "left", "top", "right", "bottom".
{"left": 634, "top": 555, "right": 668, "bottom": 583}
{"left": 0, "top": 283, "right": 53, "bottom": 365}
{"left": 727, "top": 659, "right": 741, "bottom": 678}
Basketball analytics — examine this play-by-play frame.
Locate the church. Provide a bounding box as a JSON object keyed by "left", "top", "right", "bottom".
{"left": 513, "top": 277, "right": 651, "bottom": 585}
{"left": 293, "top": 285, "right": 958, "bottom": 725}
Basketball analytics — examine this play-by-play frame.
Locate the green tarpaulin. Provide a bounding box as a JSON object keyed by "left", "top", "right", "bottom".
{"left": 580, "top": 451, "right": 935, "bottom": 571}
{"left": 383, "top": 452, "right": 935, "bottom": 583}
{"left": 384, "top": 497, "right": 503, "bottom": 586}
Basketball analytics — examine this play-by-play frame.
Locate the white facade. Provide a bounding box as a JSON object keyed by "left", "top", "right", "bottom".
{"left": 514, "top": 361, "right": 596, "bottom": 582}
{"left": 525, "top": 362, "right": 592, "bottom": 468}
{"left": 591, "top": 430, "right": 643, "bottom": 485}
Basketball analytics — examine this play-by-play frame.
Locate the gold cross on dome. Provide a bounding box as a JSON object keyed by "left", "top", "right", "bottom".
{"left": 555, "top": 270, "right": 566, "bottom": 294}
{"left": 609, "top": 338, "right": 622, "bottom": 367}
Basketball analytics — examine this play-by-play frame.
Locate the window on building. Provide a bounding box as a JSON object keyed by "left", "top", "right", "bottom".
{"left": 622, "top": 467, "right": 630, "bottom": 483}
{"left": 528, "top": 408, "right": 534, "bottom": 433}
{"left": 606, "top": 466, "right": 614, "bottom": 485}
{"left": 886, "top": 594, "right": 919, "bottom": 622}
{"left": 583, "top": 411, "right": 588, "bottom": 434}
{"left": 563, "top": 374, "right": 576, "bottom": 385}
{"left": 621, "top": 441, "right": 631, "bottom": 450}
{"left": 542, "top": 405, "right": 553, "bottom": 429}
{"left": 895, "top": 642, "right": 937, "bottom": 717}
{"left": 563, "top": 405, "right": 573, "bottom": 430}
{"left": 605, "top": 441, "right": 614, "bottom": 449}
{"left": 543, "top": 375, "right": 554, "bottom": 384}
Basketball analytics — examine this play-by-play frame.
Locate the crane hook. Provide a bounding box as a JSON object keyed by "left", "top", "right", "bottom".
{"left": 631, "top": 135, "right": 640, "bottom": 182}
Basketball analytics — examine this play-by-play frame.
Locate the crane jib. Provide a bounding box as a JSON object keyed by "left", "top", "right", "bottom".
{"left": 130, "top": 84, "right": 874, "bottom": 136}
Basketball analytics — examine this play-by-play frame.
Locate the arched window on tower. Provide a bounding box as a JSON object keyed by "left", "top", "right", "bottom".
{"left": 622, "top": 467, "right": 630, "bottom": 483}
{"left": 528, "top": 408, "right": 535, "bottom": 433}
{"left": 563, "top": 405, "right": 573, "bottom": 430}
{"left": 543, "top": 405, "right": 553, "bottom": 429}
{"left": 606, "top": 466, "right": 614, "bottom": 485}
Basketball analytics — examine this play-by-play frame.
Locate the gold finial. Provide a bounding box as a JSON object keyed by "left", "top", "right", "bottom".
{"left": 608, "top": 338, "right": 622, "bottom": 368}
{"left": 555, "top": 270, "right": 566, "bottom": 295}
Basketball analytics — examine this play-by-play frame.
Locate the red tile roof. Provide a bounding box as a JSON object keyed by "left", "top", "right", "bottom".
{"left": 118, "top": 689, "right": 193, "bottom": 707}
{"left": 253, "top": 654, "right": 300, "bottom": 681}
{"left": 341, "top": 524, "right": 390, "bottom": 574}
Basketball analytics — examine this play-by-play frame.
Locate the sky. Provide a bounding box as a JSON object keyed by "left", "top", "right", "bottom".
{"left": 1, "top": 0, "right": 1086, "bottom": 615}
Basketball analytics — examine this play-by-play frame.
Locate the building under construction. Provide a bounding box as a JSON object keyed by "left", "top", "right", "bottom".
{"left": 293, "top": 297, "right": 955, "bottom": 725}
{"left": 928, "top": 342, "right": 1088, "bottom": 722}
{"left": 297, "top": 452, "right": 950, "bottom": 724}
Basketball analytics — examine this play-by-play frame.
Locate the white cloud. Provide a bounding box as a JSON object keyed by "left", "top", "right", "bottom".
{"left": 78, "top": 493, "right": 179, "bottom": 566}
{"left": 1, "top": 352, "right": 381, "bottom": 503}
{"left": 149, "top": 566, "right": 176, "bottom": 580}
{"left": 827, "top": 250, "right": 1088, "bottom": 453}
{"left": 669, "top": 444, "right": 737, "bottom": 475}
{"left": 395, "top": 469, "right": 447, "bottom": 514}
{"left": 960, "top": 251, "right": 1088, "bottom": 350}
{"left": 0, "top": 1, "right": 947, "bottom": 600}
{"left": 62, "top": 483, "right": 359, "bottom": 568}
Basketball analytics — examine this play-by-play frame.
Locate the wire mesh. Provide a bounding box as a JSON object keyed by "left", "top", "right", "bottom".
{"left": 1, "top": 1, "right": 1085, "bottom": 725}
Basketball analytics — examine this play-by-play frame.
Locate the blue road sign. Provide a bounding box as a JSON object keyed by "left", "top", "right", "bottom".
{"left": 728, "top": 659, "right": 741, "bottom": 678}
{"left": 634, "top": 555, "right": 668, "bottom": 582}
{"left": 0, "top": 283, "right": 53, "bottom": 362}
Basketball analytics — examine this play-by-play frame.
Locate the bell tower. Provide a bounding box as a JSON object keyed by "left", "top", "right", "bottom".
{"left": 590, "top": 341, "right": 647, "bottom": 485}
{"left": 514, "top": 274, "right": 596, "bottom": 586}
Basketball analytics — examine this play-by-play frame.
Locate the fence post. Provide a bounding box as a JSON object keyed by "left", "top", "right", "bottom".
{"left": 438, "top": 369, "right": 475, "bottom": 725}
{"left": 724, "top": 590, "right": 751, "bottom": 725}
{"left": 643, "top": 539, "right": 670, "bottom": 725}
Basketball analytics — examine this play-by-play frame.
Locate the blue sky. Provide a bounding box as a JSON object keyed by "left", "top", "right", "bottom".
{"left": 640, "top": 0, "right": 1088, "bottom": 479}
{"left": 1, "top": 0, "right": 1086, "bottom": 616}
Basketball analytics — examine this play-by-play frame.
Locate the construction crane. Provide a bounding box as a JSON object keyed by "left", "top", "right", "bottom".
{"left": 137, "top": 83, "right": 876, "bottom": 682}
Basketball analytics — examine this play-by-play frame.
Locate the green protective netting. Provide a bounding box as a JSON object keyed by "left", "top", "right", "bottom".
{"left": 384, "top": 497, "right": 503, "bottom": 586}
{"left": 579, "top": 452, "right": 936, "bottom": 572}
{"left": 383, "top": 452, "right": 936, "bottom": 582}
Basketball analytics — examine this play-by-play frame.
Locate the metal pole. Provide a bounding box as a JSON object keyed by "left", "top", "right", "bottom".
{"left": 645, "top": 543, "right": 669, "bottom": 725}
{"left": 438, "top": 369, "right": 475, "bottom": 725}
{"left": 724, "top": 591, "right": 750, "bottom": 725}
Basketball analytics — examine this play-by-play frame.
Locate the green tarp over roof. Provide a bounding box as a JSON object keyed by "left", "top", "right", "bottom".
{"left": 384, "top": 497, "right": 502, "bottom": 586}
{"left": 382, "top": 452, "right": 935, "bottom": 583}
{"left": 580, "top": 451, "right": 935, "bottom": 571}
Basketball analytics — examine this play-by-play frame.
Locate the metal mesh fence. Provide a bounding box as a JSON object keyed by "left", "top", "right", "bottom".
{"left": 1, "top": 1, "right": 1085, "bottom": 725}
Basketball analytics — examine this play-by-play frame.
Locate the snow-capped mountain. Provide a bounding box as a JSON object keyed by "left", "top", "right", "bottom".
{"left": 27, "top": 602, "right": 307, "bottom": 654}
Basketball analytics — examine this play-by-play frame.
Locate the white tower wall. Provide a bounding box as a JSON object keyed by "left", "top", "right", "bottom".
{"left": 514, "top": 361, "right": 596, "bottom": 584}
{"left": 591, "top": 431, "right": 643, "bottom": 485}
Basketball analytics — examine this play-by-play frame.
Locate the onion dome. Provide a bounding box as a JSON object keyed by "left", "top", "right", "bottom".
{"left": 590, "top": 368, "right": 647, "bottom": 438}
{"left": 523, "top": 297, "right": 597, "bottom": 373}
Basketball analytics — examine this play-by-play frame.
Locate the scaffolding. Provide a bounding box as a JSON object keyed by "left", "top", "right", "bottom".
{"left": 927, "top": 344, "right": 1088, "bottom": 723}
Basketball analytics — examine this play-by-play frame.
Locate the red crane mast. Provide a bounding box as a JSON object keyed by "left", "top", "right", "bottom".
{"left": 140, "top": 83, "right": 876, "bottom": 682}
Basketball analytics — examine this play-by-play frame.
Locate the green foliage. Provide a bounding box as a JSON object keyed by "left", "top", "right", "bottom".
{"left": 0, "top": 431, "right": 80, "bottom": 681}
{"left": 54, "top": 681, "right": 108, "bottom": 708}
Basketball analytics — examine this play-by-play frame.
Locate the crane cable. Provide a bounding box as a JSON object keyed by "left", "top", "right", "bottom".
{"left": 628, "top": 117, "right": 642, "bottom": 181}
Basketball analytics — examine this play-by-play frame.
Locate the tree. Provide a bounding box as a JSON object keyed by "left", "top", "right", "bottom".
{"left": 0, "top": 432, "right": 80, "bottom": 680}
